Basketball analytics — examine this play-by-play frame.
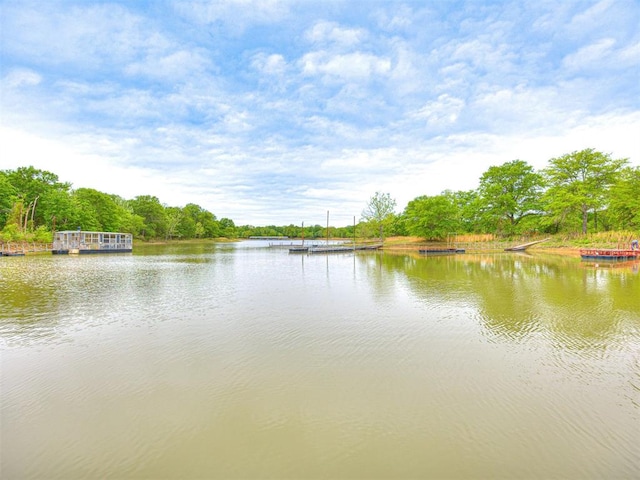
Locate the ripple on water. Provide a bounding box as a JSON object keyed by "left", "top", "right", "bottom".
{"left": 2, "top": 249, "right": 639, "bottom": 478}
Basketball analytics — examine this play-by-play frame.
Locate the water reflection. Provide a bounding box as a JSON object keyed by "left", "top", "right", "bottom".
{"left": 366, "top": 252, "right": 640, "bottom": 350}
{"left": 2, "top": 249, "right": 638, "bottom": 350}
{"left": 2, "top": 245, "right": 639, "bottom": 478}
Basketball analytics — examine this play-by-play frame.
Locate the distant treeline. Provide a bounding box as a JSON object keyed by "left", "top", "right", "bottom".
{"left": 1, "top": 148, "right": 638, "bottom": 243}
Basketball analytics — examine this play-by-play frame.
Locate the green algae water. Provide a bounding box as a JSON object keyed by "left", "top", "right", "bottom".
{"left": 1, "top": 242, "right": 639, "bottom": 478}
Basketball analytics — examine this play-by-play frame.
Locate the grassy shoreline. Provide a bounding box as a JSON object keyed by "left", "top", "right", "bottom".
{"left": 380, "top": 233, "right": 639, "bottom": 257}
{"left": 133, "top": 233, "right": 638, "bottom": 258}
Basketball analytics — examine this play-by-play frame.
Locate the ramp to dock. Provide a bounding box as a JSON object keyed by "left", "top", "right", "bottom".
{"left": 505, "top": 238, "right": 551, "bottom": 251}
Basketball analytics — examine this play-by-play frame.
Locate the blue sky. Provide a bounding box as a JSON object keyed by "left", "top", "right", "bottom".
{"left": 1, "top": 0, "right": 639, "bottom": 226}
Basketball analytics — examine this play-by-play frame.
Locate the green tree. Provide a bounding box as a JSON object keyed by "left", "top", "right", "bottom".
{"left": 194, "top": 222, "right": 205, "bottom": 238}
{"left": 543, "top": 149, "right": 627, "bottom": 234}
{"left": 72, "top": 188, "right": 122, "bottom": 231}
{"left": 219, "top": 218, "right": 236, "bottom": 238}
{"left": 129, "top": 195, "right": 168, "bottom": 238}
{"left": 5, "top": 166, "right": 72, "bottom": 229}
{"left": 361, "top": 192, "right": 397, "bottom": 241}
{"left": 477, "top": 160, "right": 544, "bottom": 235}
{"left": 403, "top": 194, "right": 459, "bottom": 240}
{"left": 46, "top": 189, "right": 78, "bottom": 231}
{"left": 112, "top": 196, "right": 145, "bottom": 236}
{"left": 180, "top": 203, "right": 221, "bottom": 238}
{"left": 608, "top": 166, "right": 640, "bottom": 230}
{"left": 0, "top": 171, "right": 18, "bottom": 228}
{"left": 165, "top": 207, "right": 183, "bottom": 240}
{"left": 450, "top": 189, "right": 484, "bottom": 234}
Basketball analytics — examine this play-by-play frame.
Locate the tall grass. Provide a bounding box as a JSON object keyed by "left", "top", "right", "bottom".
{"left": 564, "top": 231, "right": 639, "bottom": 248}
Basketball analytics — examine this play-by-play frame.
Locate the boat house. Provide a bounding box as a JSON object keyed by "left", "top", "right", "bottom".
{"left": 53, "top": 230, "right": 133, "bottom": 254}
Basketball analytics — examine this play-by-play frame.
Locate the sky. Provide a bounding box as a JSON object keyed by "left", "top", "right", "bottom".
{"left": 1, "top": 0, "right": 639, "bottom": 227}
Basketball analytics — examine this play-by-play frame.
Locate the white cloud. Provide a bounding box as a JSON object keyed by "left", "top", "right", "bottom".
{"left": 1, "top": 3, "right": 167, "bottom": 69}
{"left": 448, "top": 37, "right": 516, "bottom": 73}
{"left": 172, "top": 0, "right": 291, "bottom": 32}
{"left": 412, "top": 94, "right": 466, "bottom": 127}
{"left": 305, "top": 21, "right": 366, "bottom": 46}
{"left": 373, "top": 4, "right": 415, "bottom": 31}
{"left": 251, "top": 53, "right": 288, "bottom": 76}
{"left": 567, "top": 0, "right": 616, "bottom": 34}
{"left": 300, "top": 51, "right": 391, "bottom": 80}
{"left": 617, "top": 40, "right": 640, "bottom": 65}
{"left": 2, "top": 68, "right": 42, "bottom": 88}
{"left": 125, "top": 49, "right": 211, "bottom": 80}
{"left": 562, "top": 38, "right": 616, "bottom": 70}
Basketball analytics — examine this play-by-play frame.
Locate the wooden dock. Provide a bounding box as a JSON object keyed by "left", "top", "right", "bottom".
{"left": 1, "top": 242, "right": 52, "bottom": 256}
{"left": 419, "top": 248, "right": 465, "bottom": 255}
{"left": 290, "top": 244, "right": 383, "bottom": 254}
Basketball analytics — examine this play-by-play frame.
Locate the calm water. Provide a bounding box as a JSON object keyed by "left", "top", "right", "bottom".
{"left": 1, "top": 241, "right": 639, "bottom": 479}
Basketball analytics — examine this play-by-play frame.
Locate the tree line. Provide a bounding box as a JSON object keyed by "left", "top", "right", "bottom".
{"left": 0, "top": 167, "right": 235, "bottom": 242}
{"left": 365, "top": 148, "right": 638, "bottom": 240}
{"left": 1, "top": 148, "right": 638, "bottom": 243}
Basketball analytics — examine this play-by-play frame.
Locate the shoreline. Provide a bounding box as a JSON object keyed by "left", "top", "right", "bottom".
{"left": 132, "top": 236, "right": 637, "bottom": 259}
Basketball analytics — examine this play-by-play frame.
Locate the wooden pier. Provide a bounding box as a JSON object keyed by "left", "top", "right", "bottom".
{"left": 290, "top": 243, "right": 383, "bottom": 254}
{"left": 1, "top": 242, "right": 52, "bottom": 256}
{"left": 419, "top": 248, "right": 465, "bottom": 255}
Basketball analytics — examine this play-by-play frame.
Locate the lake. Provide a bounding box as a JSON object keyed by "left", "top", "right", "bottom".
{"left": 1, "top": 241, "right": 639, "bottom": 478}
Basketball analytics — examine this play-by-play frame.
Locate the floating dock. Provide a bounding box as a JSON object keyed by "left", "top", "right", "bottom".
{"left": 580, "top": 249, "right": 639, "bottom": 261}
{"left": 418, "top": 248, "right": 465, "bottom": 255}
{"left": 1, "top": 242, "right": 52, "bottom": 256}
{"left": 290, "top": 244, "right": 382, "bottom": 254}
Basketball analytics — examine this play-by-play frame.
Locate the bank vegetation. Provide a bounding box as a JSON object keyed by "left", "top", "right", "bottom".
{"left": 1, "top": 148, "right": 638, "bottom": 248}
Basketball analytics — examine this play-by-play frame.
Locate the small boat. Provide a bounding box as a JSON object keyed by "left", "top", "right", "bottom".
{"left": 579, "top": 248, "right": 639, "bottom": 261}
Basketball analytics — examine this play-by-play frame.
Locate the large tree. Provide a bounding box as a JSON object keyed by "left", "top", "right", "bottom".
{"left": 129, "top": 195, "right": 168, "bottom": 239}
{"left": 72, "top": 188, "right": 123, "bottom": 231}
{"left": 449, "top": 189, "right": 484, "bottom": 234}
{"left": 403, "top": 193, "right": 459, "bottom": 240}
{"left": 0, "top": 171, "right": 17, "bottom": 229}
{"left": 543, "top": 149, "right": 627, "bottom": 234}
{"left": 607, "top": 166, "right": 640, "bottom": 230}
{"left": 4, "top": 166, "right": 72, "bottom": 231}
{"left": 361, "top": 192, "right": 397, "bottom": 241}
{"left": 477, "top": 160, "right": 544, "bottom": 235}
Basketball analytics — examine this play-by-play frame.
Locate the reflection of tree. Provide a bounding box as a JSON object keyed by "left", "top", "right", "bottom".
{"left": 367, "top": 252, "right": 640, "bottom": 349}
{"left": 0, "top": 259, "right": 62, "bottom": 343}
{"left": 0, "top": 243, "right": 235, "bottom": 345}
